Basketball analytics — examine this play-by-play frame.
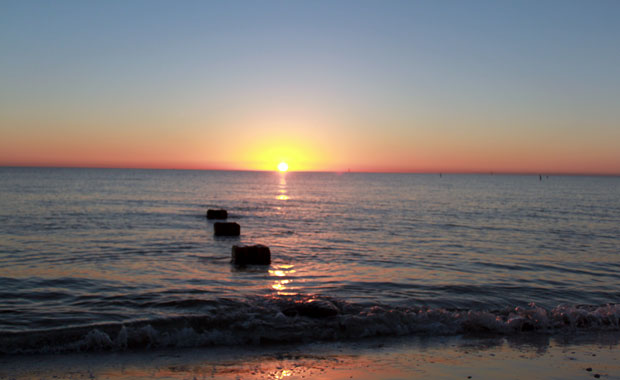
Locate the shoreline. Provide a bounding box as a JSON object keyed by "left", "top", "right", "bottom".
{"left": 1, "top": 333, "right": 618, "bottom": 379}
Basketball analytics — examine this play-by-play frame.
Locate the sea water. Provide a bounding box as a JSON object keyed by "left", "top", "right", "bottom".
{"left": 0, "top": 168, "right": 618, "bottom": 353}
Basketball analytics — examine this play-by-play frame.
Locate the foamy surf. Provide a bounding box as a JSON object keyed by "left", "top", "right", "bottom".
{"left": 1, "top": 295, "right": 619, "bottom": 354}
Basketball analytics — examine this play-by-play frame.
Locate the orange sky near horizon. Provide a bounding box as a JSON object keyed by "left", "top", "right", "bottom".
{"left": 2, "top": 115, "right": 618, "bottom": 174}
{"left": 1, "top": 95, "right": 618, "bottom": 174}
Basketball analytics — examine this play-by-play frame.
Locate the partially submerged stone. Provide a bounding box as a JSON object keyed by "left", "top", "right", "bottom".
{"left": 206, "top": 209, "right": 228, "bottom": 219}
{"left": 282, "top": 299, "right": 339, "bottom": 318}
{"left": 231, "top": 244, "right": 271, "bottom": 265}
{"left": 214, "top": 222, "right": 240, "bottom": 236}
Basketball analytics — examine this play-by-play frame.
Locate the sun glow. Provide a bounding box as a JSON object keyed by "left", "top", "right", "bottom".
{"left": 278, "top": 162, "right": 289, "bottom": 172}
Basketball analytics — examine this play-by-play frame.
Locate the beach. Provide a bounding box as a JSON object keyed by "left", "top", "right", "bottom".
{"left": 2, "top": 333, "right": 619, "bottom": 379}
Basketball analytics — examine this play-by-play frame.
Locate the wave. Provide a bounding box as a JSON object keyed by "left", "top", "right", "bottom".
{"left": 1, "top": 295, "right": 619, "bottom": 354}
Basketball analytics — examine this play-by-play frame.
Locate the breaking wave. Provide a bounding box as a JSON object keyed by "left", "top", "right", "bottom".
{"left": 1, "top": 295, "right": 619, "bottom": 354}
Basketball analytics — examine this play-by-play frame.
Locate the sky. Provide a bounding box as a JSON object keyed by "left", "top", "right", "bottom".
{"left": 1, "top": 0, "right": 619, "bottom": 174}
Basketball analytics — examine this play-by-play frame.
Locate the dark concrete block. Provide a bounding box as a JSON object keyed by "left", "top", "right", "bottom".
{"left": 231, "top": 244, "right": 271, "bottom": 265}
{"left": 206, "top": 209, "right": 228, "bottom": 219}
{"left": 214, "top": 222, "right": 240, "bottom": 236}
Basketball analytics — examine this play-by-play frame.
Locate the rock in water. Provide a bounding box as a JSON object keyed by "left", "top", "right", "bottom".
{"left": 231, "top": 244, "right": 271, "bottom": 265}
{"left": 214, "top": 222, "right": 240, "bottom": 236}
{"left": 206, "top": 209, "right": 228, "bottom": 219}
{"left": 283, "top": 299, "right": 339, "bottom": 318}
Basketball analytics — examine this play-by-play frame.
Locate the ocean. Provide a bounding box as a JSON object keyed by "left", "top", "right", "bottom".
{"left": 0, "top": 167, "right": 618, "bottom": 354}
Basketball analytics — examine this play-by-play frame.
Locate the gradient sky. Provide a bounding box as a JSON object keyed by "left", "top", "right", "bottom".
{"left": 1, "top": 0, "right": 619, "bottom": 173}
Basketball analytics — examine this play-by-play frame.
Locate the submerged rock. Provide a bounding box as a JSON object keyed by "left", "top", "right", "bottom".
{"left": 214, "top": 222, "right": 240, "bottom": 236}
{"left": 206, "top": 209, "right": 228, "bottom": 219}
{"left": 282, "top": 299, "right": 339, "bottom": 318}
{"left": 231, "top": 244, "right": 271, "bottom": 266}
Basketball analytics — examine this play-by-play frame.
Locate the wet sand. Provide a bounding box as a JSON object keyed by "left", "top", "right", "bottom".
{"left": 1, "top": 333, "right": 619, "bottom": 379}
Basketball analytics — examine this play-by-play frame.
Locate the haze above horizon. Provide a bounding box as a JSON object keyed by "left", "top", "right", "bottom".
{"left": 1, "top": 0, "right": 619, "bottom": 174}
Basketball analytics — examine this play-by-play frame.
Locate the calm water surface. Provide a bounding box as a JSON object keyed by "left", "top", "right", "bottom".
{"left": 0, "top": 168, "right": 618, "bottom": 352}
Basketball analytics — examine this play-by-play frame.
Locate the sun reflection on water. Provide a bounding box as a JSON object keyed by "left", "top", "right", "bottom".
{"left": 269, "top": 265, "right": 297, "bottom": 295}
{"left": 271, "top": 279, "right": 290, "bottom": 291}
{"left": 277, "top": 173, "right": 289, "bottom": 201}
{"left": 276, "top": 369, "right": 292, "bottom": 378}
{"left": 272, "top": 270, "right": 286, "bottom": 277}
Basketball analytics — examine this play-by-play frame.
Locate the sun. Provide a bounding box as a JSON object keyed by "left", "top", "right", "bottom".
{"left": 277, "top": 162, "right": 289, "bottom": 172}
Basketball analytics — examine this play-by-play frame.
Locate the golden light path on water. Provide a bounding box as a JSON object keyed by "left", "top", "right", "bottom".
{"left": 269, "top": 264, "right": 296, "bottom": 295}
{"left": 271, "top": 172, "right": 297, "bottom": 294}
{"left": 277, "top": 173, "right": 289, "bottom": 201}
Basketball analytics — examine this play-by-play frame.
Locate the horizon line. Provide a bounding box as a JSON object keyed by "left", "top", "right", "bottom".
{"left": 1, "top": 164, "right": 619, "bottom": 177}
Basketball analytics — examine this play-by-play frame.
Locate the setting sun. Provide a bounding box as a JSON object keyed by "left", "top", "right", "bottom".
{"left": 277, "top": 162, "right": 289, "bottom": 172}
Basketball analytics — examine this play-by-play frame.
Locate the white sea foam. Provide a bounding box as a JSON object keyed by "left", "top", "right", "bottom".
{"left": 1, "top": 297, "right": 619, "bottom": 354}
